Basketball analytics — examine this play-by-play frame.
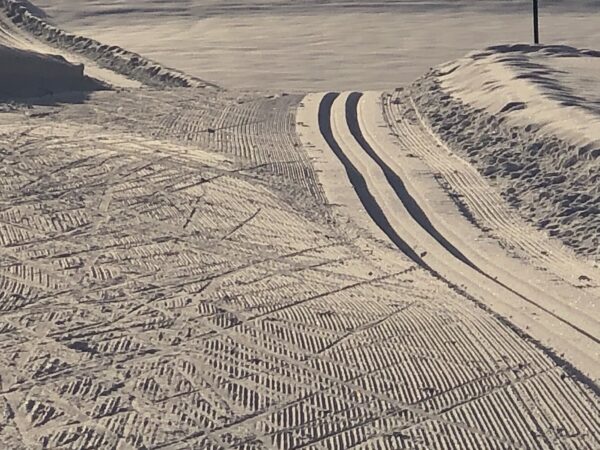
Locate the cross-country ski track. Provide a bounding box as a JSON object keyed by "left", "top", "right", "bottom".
{"left": 297, "top": 91, "right": 599, "bottom": 381}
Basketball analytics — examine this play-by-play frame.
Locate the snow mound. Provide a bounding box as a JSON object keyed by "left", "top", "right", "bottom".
{"left": 412, "top": 44, "right": 600, "bottom": 261}
{"left": 0, "top": 44, "right": 105, "bottom": 98}
{"left": 439, "top": 44, "right": 600, "bottom": 148}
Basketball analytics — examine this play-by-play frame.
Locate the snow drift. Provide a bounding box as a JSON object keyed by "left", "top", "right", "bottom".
{"left": 412, "top": 44, "right": 600, "bottom": 261}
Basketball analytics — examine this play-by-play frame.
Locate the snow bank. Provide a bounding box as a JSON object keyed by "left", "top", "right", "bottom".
{"left": 0, "top": 43, "right": 104, "bottom": 98}
{"left": 439, "top": 44, "right": 600, "bottom": 148}
{"left": 412, "top": 44, "right": 600, "bottom": 261}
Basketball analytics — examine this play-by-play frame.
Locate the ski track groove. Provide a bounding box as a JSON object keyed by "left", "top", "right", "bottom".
{"left": 350, "top": 92, "right": 599, "bottom": 350}
{"left": 392, "top": 104, "right": 599, "bottom": 304}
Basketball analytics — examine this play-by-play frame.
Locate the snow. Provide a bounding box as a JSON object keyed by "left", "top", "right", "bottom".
{"left": 34, "top": 1, "right": 600, "bottom": 91}
{"left": 1, "top": 2, "right": 599, "bottom": 448}
{"left": 439, "top": 44, "right": 600, "bottom": 148}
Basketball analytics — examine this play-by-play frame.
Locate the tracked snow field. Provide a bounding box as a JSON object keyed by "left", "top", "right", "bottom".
{"left": 0, "top": 94, "right": 599, "bottom": 450}
{"left": 42, "top": 88, "right": 328, "bottom": 216}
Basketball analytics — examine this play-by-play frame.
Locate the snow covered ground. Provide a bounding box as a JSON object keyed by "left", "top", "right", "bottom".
{"left": 34, "top": 0, "right": 600, "bottom": 91}
{"left": 0, "top": 1, "right": 598, "bottom": 449}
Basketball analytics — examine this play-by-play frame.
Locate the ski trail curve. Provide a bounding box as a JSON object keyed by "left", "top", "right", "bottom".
{"left": 301, "top": 90, "right": 599, "bottom": 382}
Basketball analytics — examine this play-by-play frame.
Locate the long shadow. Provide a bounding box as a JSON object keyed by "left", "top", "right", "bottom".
{"left": 0, "top": 44, "right": 109, "bottom": 106}
{"left": 344, "top": 91, "right": 598, "bottom": 345}
{"left": 0, "top": 87, "right": 107, "bottom": 107}
{"left": 318, "top": 92, "right": 427, "bottom": 268}
{"left": 0, "top": 73, "right": 108, "bottom": 107}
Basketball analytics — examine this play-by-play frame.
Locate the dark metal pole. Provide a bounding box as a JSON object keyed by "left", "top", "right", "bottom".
{"left": 533, "top": 0, "right": 540, "bottom": 44}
